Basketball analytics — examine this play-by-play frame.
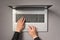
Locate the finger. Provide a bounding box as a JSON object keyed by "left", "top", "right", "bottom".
{"left": 20, "top": 16, "right": 25, "bottom": 21}
{"left": 19, "top": 16, "right": 24, "bottom": 21}
{"left": 34, "top": 26, "right": 37, "bottom": 32}
{"left": 22, "top": 17, "right": 25, "bottom": 23}
{"left": 32, "top": 26, "right": 35, "bottom": 29}
{"left": 28, "top": 25, "right": 32, "bottom": 31}
{"left": 32, "top": 26, "right": 36, "bottom": 30}
{"left": 29, "top": 26, "right": 32, "bottom": 29}
{"left": 28, "top": 27, "right": 30, "bottom": 31}
{"left": 17, "top": 17, "right": 23, "bottom": 22}
{"left": 30, "top": 25, "right": 35, "bottom": 30}
{"left": 34, "top": 27, "right": 36, "bottom": 30}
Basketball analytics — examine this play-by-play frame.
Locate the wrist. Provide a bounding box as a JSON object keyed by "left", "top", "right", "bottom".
{"left": 16, "top": 28, "right": 22, "bottom": 32}
{"left": 33, "top": 35, "right": 38, "bottom": 39}
{"left": 16, "top": 27, "right": 23, "bottom": 32}
{"left": 15, "top": 29, "right": 20, "bottom": 32}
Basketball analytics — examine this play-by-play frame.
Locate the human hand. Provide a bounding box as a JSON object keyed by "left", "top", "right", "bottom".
{"left": 16, "top": 17, "right": 25, "bottom": 32}
{"left": 28, "top": 25, "right": 38, "bottom": 39}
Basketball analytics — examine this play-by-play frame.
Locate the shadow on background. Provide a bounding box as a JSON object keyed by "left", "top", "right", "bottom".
{"left": 49, "top": 9, "right": 60, "bottom": 17}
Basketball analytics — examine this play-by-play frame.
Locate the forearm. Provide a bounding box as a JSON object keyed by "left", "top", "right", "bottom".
{"left": 12, "top": 32, "right": 20, "bottom": 40}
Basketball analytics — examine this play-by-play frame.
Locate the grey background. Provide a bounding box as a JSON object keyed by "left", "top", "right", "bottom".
{"left": 0, "top": 0, "right": 60, "bottom": 40}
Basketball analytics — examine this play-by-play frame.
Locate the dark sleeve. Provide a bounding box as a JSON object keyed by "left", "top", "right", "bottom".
{"left": 34, "top": 37, "right": 41, "bottom": 40}
{"left": 12, "top": 32, "right": 20, "bottom": 40}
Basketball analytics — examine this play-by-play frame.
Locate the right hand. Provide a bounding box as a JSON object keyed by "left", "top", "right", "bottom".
{"left": 28, "top": 25, "right": 38, "bottom": 38}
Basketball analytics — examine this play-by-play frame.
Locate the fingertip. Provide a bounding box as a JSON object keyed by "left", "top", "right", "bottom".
{"left": 29, "top": 25, "right": 32, "bottom": 29}
{"left": 23, "top": 17, "right": 26, "bottom": 21}
{"left": 22, "top": 16, "right": 24, "bottom": 18}
{"left": 28, "top": 25, "right": 32, "bottom": 30}
{"left": 28, "top": 25, "right": 30, "bottom": 29}
{"left": 21, "top": 16, "right": 25, "bottom": 20}
{"left": 22, "top": 17, "right": 26, "bottom": 23}
{"left": 18, "top": 17, "right": 24, "bottom": 22}
{"left": 32, "top": 26, "right": 34, "bottom": 29}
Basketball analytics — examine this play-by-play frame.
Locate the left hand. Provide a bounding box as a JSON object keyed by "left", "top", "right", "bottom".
{"left": 16, "top": 17, "right": 25, "bottom": 32}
